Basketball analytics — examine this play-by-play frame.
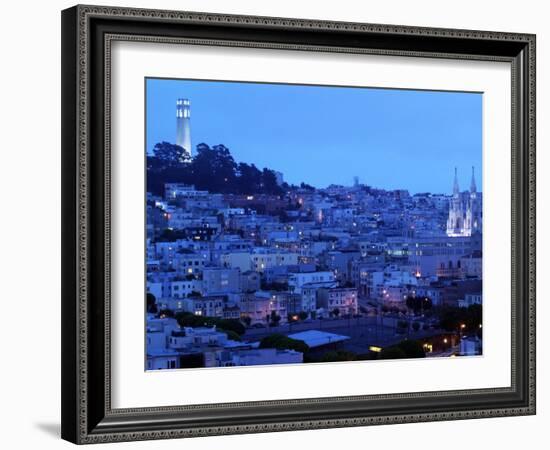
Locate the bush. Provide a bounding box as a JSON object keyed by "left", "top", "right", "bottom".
{"left": 216, "top": 319, "right": 246, "bottom": 336}
{"left": 220, "top": 329, "right": 242, "bottom": 341}
{"left": 320, "top": 350, "right": 357, "bottom": 362}
{"left": 146, "top": 293, "right": 158, "bottom": 313}
{"left": 175, "top": 311, "right": 208, "bottom": 327}
{"left": 158, "top": 309, "right": 175, "bottom": 318}
{"left": 438, "top": 304, "right": 482, "bottom": 332}
{"left": 259, "top": 334, "right": 309, "bottom": 354}
{"left": 397, "top": 339, "right": 425, "bottom": 358}
{"left": 379, "top": 346, "right": 407, "bottom": 360}
{"left": 175, "top": 313, "right": 245, "bottom": 335}
{"left": 268, "top": 311, "right": 281, "bottom": 327}
{"left": 379, "top": 339, "right": 425, "bottom": 360}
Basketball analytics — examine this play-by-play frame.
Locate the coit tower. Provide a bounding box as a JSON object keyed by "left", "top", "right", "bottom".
{"left": 176, "top": 98, "right": 191, "bottom": 161}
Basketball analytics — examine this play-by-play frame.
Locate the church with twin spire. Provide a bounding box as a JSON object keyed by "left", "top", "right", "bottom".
{"left": 446, "top": 167, "right": 481, "bottom": 237}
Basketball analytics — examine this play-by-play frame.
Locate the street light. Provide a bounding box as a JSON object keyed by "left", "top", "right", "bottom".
{"left": 459, "top": 323, "right": 466, "bottom": 341}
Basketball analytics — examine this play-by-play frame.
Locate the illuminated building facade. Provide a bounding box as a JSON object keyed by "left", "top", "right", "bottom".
{"left": 176, "top": 98, "right": 192, "bottom": 161}
{"left": 446, "top": 167, "right": 481, "bottom": 237}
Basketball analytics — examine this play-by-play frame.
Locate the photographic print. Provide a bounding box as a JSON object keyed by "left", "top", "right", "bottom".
{"left": 145, "top": 78, "right": 483, "bottom": 371}
{"left": 61, "top": 8, "right": 536, "bottom": 442}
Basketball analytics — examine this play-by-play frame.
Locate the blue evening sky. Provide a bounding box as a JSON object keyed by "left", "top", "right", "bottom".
{"left": 146, "top": 78, "right": 482, "bottom": 194}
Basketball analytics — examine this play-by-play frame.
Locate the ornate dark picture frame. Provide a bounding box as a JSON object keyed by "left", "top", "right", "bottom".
{"left": 61, "top": 4, "right": 536, "bottom": 444}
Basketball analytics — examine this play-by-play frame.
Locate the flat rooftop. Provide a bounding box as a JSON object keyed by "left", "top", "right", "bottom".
{"left": 288, "top": 330, "right": 350, "bottom": 348}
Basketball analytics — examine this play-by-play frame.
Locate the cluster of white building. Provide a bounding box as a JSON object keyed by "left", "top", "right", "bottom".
{"left": 146, "top": 315, "right": 303, "bottom": 370}
{"left": 146, "top": 169, "right": 483, "bottom": 369}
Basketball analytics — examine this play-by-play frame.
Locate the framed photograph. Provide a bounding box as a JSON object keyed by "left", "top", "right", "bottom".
{"left": 61, "top": 4, "right": 536, "bottom": 444}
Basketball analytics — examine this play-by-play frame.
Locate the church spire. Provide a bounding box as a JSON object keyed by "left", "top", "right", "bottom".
{"left": 470, "top": 166, "right": 477, "bottom": 193}
{"left": 453, "top": 167, "right": 460, "bottom": 195}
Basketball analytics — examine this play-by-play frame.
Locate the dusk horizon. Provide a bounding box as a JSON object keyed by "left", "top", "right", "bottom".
{"left": 146, "top": 78, "right": 483, "bottom": 195}
{"left": 145, "top": 76, "right": 483, "bottom": 371}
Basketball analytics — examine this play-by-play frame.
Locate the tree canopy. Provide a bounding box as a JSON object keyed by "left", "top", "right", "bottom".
{"left": 379, "top": 339, "right": 426, "bottom": 359}
{"left": 259, "top": 334, "right": 309, "bottom": 354}
{"left": 320, "top": 350, "right": 358, "bottom": 362}
{"left": 147, "top": 142, "right": 284, "bottom": 197}
{"left": 437, "top": 304, "right": 482, "bottom": 333}
{"left": 406, "top": 296, "right": 433, "bottom": 315}
{"left": 146, "top": 293, "right": 157, "bottom": 314}
{"left": 175, "top": 311, "right": 246, "bottom": 335}
{"left": 152, "top": 141, "right": 188, "bottom": 166}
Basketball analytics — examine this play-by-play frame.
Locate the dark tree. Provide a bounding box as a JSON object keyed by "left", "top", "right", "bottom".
{"left": 146, "top": 292, "right": 158, "bottom": 314}
{"left": 156, "top": 229, "right": 188, "bottom": 242}
{"left": 158, "top": 308, "right": 175, "bottom": 318}
{"left": 269, "top": 310, "right": 281, "bottom": 327}
{"left": 379, "top": 339, "right": 425, "bottom": 359}
{"left": 438, "top": 304, "right": 482, "bottom": 332}
{"left": 152, "top": 141, "right": 187, "bottom": 166}
{"left": 406, "top": 296, "right": 433, "bottom": 315}
{"left": 396, "top": 339, "right": 426, "bottom": 358}
{"left": 300, "top": 182, "right": 315, "bottom": 191}
{"left": 237, "top": 162, "right": 262, "bottom": 193}
{"left": 320, "top": 350, "right": 358, "bottom": 362}
{"left": 191, "top": 144, "right": 237, "bottom": 193}
{"left": 261, "top": 168, "right": 282, "bottom": 195}
{"left": 219, "top": 329, "right": 242, "bottom": 342}
{"left": 379, "top": 346, "right": 407, "bottom": 360}
{"left": 216, "top": 319, "right": 246, "bottom": 336}
{"left": 147, "top": 140, "right": 301, "bottom": 197}
{"left": 259, "top": 334, "right": 309, "bottom": 354}
{"left": 174, "top": 312, "right": 246, "bottom": 335}
{"left": 176, "top": 311, "right": 208, "bottom": 328}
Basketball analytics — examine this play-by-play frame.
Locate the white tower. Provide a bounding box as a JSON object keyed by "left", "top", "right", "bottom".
{"left": 176, "top": 98, "right": 191, "bottom": 161}
{"left": 446, "top": 167, "right": 481, "bottom": 237}
{"left": 446, "top": 168, "right": 465, "bottom": 237}
{"left": 465, "top": 166, "right": 481, "bottom": 235}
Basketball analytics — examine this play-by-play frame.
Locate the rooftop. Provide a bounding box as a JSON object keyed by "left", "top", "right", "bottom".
{"left": 288, "top": 330, "right": 350, "bottom": 348}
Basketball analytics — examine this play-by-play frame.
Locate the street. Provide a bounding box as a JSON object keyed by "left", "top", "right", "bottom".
{"left": 243, "top": 316, "right": 442, "bottom": 355}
